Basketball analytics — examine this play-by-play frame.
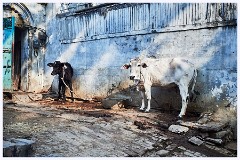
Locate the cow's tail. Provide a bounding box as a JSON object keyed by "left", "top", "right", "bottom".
{"left": 191, "top": 69, "right": 197, "bottom": 94}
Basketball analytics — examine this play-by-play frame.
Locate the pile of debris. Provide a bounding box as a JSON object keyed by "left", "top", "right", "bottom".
{"left": 168, "top": 108, "right": 237, "bottom": 154}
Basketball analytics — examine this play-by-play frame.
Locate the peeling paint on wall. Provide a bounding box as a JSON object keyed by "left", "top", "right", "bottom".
{"left": 210, "top": 71, "right": 237, "bottom": 106}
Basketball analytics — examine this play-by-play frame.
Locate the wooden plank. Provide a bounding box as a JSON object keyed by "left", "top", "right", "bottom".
{"left": 172, "top": 3, "right": 175, "bottom": 26}
{"left": 123, "top": 8, "right": 126, "bottom": 32}
{"left": 133, "top": 5, "right": 137, "bottom": 31}
{"left": 158, "top": 3, "right": 162, "bottom": 28}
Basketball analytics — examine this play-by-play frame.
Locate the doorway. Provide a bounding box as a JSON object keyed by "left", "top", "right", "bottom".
{"left": 12, "top": 27, "right": 22, "bottom": 90}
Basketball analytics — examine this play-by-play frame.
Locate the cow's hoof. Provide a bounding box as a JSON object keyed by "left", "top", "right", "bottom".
{"left": 177, "top": 116, "right": 183, "bottom": 120}
{"left": 144, "top": 110, "right": 149, "bottom": 113}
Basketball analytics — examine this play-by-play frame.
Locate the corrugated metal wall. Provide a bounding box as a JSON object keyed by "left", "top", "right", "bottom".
{"left": 58, "top": 3, "right": 237, "bottom": 43}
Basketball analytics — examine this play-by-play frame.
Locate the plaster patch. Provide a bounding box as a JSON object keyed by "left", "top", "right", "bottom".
{"left": 211, "top": 85, "right": 223, "bottom": 99}
{"left": 48, "top": 35, "right": 53, "bottom": 44}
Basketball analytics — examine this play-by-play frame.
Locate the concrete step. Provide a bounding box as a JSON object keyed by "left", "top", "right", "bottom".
{"left": 4, "top": 91, "right": 43, "bottom": 103}
{"left": 102, "top": 95, "right": 132, "bottom": 109}
{"left": 3, "top": 138, "right": 35, "bottom": 157}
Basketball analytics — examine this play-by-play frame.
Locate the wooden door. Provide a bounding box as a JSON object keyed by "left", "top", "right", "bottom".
{"left": 3, "top": 17, "right": 15, "bottom": 91}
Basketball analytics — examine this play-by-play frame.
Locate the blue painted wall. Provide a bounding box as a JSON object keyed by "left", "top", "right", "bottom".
{"left": 42, "top": 3, "right": 237, "bottom": 112}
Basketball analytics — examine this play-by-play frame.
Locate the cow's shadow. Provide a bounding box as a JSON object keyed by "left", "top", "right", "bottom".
{"left": 103, "top": 83, "right": 201, "bottom": 118}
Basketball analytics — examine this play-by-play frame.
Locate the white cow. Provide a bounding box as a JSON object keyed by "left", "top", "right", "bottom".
{"left": 122, "top": 57, "right": 197, "bottom": 118}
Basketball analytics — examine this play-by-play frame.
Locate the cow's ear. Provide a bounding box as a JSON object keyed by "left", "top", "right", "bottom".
{"left": 47, "top": 63, "right": 54, "bottom": 67}
{"left": 141, "top": 63, "right": 148, "bottom": 68}
{"left": 63, "top": 64, "right": 68, "bottom": 69}
{"left": 121, "top": 64, "right": 131, "bottom": 69}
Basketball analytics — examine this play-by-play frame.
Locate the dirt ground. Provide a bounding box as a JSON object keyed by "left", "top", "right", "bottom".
{"left": 3, "top": 94, "right": 237, "bottom": 157}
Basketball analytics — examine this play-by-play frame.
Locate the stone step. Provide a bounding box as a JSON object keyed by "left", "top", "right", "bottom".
{"left": 3, "top": 138, "right": 35, "bottom": 157}
{"left": 4, "top": 91, "right": 43, "bottom": 102}
{"left": 102, "top": 95, "right": 132, "bottom": 109}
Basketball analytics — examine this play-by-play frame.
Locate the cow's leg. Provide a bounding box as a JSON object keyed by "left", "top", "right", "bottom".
{"left": 58, "top": 79, "right": 62, "bottom": 99}
{"left": 145, "top": 85, "right": 151, "bottom": 112}
{"left": 140, "top": 91, "right": 145, "bottom": 110}
{"left": 62, "top": 85, "right": 66, "bottom": 102}
{"left": 178, "top": 84, "right": 189, "bottom": 118}
{"left": 69, "top": 82, "right": 74, "bottom": 102}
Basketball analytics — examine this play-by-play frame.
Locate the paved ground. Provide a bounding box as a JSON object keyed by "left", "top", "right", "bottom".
{"left": 3, "top": 95, "right": 237, "bottom": 157}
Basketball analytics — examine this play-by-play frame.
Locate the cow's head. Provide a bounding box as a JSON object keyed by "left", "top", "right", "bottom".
{"left": 122, "top": 58, "right": 148, "bottom": 85}
{"left": 47, "top": 61, "right": 64, "bottom": 75}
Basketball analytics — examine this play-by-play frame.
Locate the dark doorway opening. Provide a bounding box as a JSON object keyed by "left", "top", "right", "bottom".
{"left": 12, "top": 27, "right": 22, "bottom": 90}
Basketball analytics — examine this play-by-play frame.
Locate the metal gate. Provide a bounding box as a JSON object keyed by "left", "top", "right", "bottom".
{"left": 3, "top": 17, "right": 15, "bottom": 91}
